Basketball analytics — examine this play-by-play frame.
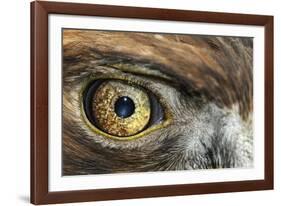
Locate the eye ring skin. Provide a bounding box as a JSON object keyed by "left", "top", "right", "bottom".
{"left": 79, "top": 74, "right": 173, "bottom": 141}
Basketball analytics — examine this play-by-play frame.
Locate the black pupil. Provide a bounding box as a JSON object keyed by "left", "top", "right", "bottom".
{"left": 114, "top": 96, "right": 135, "bottom": 118}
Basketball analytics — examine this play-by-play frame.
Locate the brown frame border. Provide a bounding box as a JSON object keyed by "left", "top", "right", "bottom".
{"left": 30, "top": 1, "right": 274, "bottom": 204}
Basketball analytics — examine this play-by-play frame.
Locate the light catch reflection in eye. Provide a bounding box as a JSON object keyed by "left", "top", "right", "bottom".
{"left": 83, "top": 79, "right": 165, "bottom": 138}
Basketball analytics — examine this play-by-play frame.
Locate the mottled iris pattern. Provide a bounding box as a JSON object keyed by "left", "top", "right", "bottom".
{"left": 91, "top": 80, "right": 151, "bottom": 137}
{"left": 63, "top": 29, "right": 253, "bottom": 175}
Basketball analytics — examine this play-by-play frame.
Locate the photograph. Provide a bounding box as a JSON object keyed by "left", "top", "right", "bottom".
{"left": 62, "top": 29, "right": 253, "bottom": 175}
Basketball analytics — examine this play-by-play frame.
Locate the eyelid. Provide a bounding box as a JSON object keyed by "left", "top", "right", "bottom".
{"left": 79, "top": 74, "right": 173, "bottom": 141}
{"left": 103, "top": 62, "right": 173, "bottom": 82}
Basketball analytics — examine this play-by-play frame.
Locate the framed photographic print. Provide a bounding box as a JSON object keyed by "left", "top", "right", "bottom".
{"left": 30, "top": 1, "right": 274, "bottom": 204}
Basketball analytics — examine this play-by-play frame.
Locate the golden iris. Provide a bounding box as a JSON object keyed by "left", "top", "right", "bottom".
{"left": 90, "top": 80, "right": 151, "bottom": 137}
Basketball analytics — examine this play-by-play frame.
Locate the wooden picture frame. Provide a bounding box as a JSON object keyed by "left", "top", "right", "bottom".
{"left": 31, "top": 1, "right": 274, "bottom": 204}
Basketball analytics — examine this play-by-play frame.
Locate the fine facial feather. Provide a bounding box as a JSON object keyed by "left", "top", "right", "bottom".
{"left": 63, "top": 29, "right": 253, "bottom": 175}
